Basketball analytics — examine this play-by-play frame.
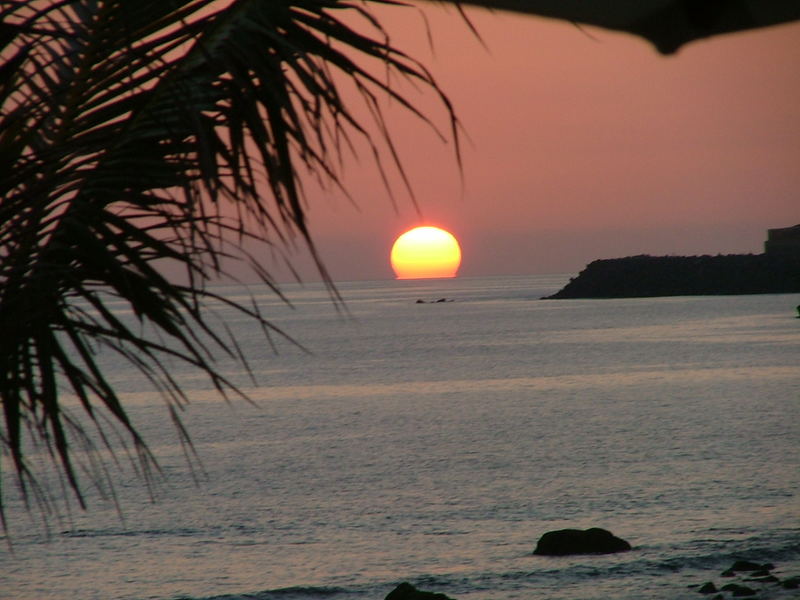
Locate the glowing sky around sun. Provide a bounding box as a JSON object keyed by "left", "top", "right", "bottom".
{"left": 232, "top": 4, "right": 800, "bottom": 283}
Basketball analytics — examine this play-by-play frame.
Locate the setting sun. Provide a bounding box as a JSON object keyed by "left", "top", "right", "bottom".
{"left": 390, "top": 226, "right": 462, "bottom": 279}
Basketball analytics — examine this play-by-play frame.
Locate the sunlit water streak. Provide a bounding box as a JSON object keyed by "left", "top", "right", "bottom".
{"left": 2, "top": 275, "right": 799, "bottom": 600}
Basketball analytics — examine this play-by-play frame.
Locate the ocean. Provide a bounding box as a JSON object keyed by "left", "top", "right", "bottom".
{"left": 2, "top": 275, "right": 799, "bottom": 600}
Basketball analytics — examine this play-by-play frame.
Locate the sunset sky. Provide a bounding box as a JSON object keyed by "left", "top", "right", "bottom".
{"left": 268, "top": 3, "right": 800, "bottom": 282}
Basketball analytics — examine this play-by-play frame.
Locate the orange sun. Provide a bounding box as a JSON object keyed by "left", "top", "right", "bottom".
{"left": 390, "top": 226, "right": 462, "bottom": 279}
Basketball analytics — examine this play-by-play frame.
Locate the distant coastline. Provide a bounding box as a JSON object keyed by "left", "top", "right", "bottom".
{"left": 544, "top": 253, "right": 800, "bottom": 299}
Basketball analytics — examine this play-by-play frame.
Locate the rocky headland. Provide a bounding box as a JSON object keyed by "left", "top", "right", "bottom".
{"left": 544, "top": 253, "right": 800, "bottom": 299}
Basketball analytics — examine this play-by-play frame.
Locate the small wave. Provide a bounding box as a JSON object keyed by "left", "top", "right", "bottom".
{"left": 258, "top": 586, "right": 354, "bottom": 598}
{"left": 195, "top": 586, "right": 358, "bottom": 600}
{"left": 61, "top": 527, "right": 201, "bottom": 539}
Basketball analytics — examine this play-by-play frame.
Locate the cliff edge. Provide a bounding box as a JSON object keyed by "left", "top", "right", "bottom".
{"left": 544, "top": 254, "right": 800, "bottom": 299}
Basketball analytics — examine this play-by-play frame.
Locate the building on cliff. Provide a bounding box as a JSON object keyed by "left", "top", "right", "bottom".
{"left": 765, "top": 224, "right": 800, "bottom": 258}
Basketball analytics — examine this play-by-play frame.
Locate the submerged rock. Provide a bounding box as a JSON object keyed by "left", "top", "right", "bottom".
{"left": 744, "top": 575, "right": 779, "bottom": 583}
{"left": 385, "top": 582, "right": 455, "bottom": 600}
{"left": 782, "top": 576, "right": 800, "bottom": 589}
{"left": 532, "top": 527, "right": 631, "bottom": 556}
{"left": 698, "top": 581, "right": 718, "bottom": 594}
{"left": 692, "top": 559, "right": 788, "bottom": 598}
{"left": 748, "top": 569, "right": 772, "bottom": 577}
{"left": 720, "top": 583, "right": 756, "bottom": 596}
{"left": 730, "top": 560, "right": 774, "bottom": 572}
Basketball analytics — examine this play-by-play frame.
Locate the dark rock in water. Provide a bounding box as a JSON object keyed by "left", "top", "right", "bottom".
{"left": 532, "top": 527, "right": 631, "bottom": 555}
{"left": 782, "top": 576, "right": 800, "bottom": 589}
{"left": 698, "top": 581, "right": 718, "bottom": 594}
{"left": 721, "top": 569, "right": 736, "bottom": 577}
{"left": 720, "top": 583, "right": 756, "bottom": 597}
{"left": 385, "top": 582, "right": 455, "bottom": 600}
{"left": 729, "top": 560, "right": 773, "bottom": 572}
{"left": 749, "top": 569, "right": 772, "bottom": 577}
{"left": 415, "top": 299, "right": 426, "bottom": 304}
{"left": 744, "top": 575, "right": 779, "bottom": 583}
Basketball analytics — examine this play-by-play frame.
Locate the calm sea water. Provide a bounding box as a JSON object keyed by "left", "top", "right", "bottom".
{"left": 2, "top": 275, "right": 799, "bottom": 600}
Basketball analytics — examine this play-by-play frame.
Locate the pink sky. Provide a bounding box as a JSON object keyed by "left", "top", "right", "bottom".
{"left": 265, "top": 4, "right": 800, "bottom": 282}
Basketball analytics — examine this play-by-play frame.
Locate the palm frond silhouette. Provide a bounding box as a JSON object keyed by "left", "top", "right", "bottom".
{"left": 0, "top": 0, "right": 457, "bottom": 529}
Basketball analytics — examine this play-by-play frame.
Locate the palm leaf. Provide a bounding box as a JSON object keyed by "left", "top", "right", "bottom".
{"left": 0, "top": 0, "right": 459, "bottom": 532}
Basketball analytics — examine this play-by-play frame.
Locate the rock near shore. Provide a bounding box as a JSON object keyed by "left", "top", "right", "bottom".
{"left": 532, "top": 527, "right": 631, "bottom": 556}
{"left": 385, "top": 582, "right": 456, "bottom": 600}
{"left": 689, "top": 559, "right": 799, "bottom": 596}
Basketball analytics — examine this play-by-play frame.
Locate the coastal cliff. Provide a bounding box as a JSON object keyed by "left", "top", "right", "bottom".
{"left": 544, "top": 254, "right": 800, "bottom": 299}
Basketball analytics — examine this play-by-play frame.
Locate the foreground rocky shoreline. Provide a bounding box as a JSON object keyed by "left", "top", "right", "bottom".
{"left": 386, "top": 560, "right": 800, "bottom": 600}
{"left": 383, "top": 529, "right": 799, "bottom": 599}
{"left": 688, "top": 560, "right": 800, "bottom": 597}
{"left": 544, "top": 254, "right": 800, "bottom": 299}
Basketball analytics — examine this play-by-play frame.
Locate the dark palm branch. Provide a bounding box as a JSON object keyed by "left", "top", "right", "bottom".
{"left": 0, "top": 0, "right": 458, "bottom": 531}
